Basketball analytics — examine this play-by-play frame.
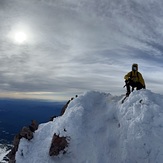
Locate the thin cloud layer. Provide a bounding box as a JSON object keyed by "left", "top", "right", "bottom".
{"left": 0, "top": 0, "right": 163, "bottom": 100}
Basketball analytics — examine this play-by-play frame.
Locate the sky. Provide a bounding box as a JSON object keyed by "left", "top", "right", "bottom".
{"left": 7, "top": 90, "right": 163, "bottom": 163}
{"left": 0, "top": 0, "right": 163, "bottom": 101}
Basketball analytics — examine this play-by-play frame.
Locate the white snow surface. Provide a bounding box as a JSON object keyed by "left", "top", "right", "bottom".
{"left": 16, "top": 90, "right": 163, "bottom": 163}
{"left": 0, "top": 145, "right": 10, "bottom": 162}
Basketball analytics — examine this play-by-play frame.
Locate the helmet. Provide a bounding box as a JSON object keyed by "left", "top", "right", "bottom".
{"left": 132, "top": 63, "right": 138, "bottom": 71}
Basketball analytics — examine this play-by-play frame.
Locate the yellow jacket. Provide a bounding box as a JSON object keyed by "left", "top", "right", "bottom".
{"left": 124, "top": 71, "right": 145, "bottom": 87}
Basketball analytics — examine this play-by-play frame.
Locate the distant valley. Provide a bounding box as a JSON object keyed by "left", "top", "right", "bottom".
{"left": 0, "top": 98, "right": 65, "bottom": 144}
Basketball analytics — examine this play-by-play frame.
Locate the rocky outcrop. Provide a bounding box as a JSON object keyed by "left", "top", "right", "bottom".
{"left": 48, "top": 96, "right": 78, "bottom": 156}
{"left": 49, "top": 133, "right": 69, "bottom": 156}
{"left": 29, "top": 120, "right": 39, "bottom": 132}
{"left": 60, "top": 99, "right": 71, "bottom": 116}
{"left": 49, "top": 95, "right": 78, "bottom": 121}
{"left": 60, "top": 95, "right": 78, "bottom": 116}
{"left": 7, "top": 120, "right": 38, "bottom": 163}
{"left": 7, "top": 95, "right": 78, "bottom": 162}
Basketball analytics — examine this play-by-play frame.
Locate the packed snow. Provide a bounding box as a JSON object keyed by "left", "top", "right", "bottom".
{"left": 0, "top": 144, "right": 10, "bottom": 162}
{"left": 14, "top": 90, "right": 163, "bottom": 163}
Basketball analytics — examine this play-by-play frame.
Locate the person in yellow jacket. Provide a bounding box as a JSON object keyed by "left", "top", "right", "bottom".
{"left": 124, "top": 63, "right": 146, "bottom": 96}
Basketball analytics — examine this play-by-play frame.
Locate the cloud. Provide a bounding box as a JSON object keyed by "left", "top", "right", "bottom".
{"left": 0, "top": 0, "right": 163, "bottom": 100}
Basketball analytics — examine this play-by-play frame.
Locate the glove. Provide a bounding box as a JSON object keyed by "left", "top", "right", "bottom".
{"left": 125, "top": 76, "right": 131, "bottom": 81}
{"left": 125, "top": 78, "right": 131, "bottom": 83}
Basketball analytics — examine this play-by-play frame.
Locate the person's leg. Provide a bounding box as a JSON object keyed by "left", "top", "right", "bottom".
{"left": 136, "top": 82, "right": 144, "bottom": 90}
{"left": 125, "top": 80, "right": 131, "bottom": 96}
{"left": 129, "top": 80, "right": 135, "bottom": 92}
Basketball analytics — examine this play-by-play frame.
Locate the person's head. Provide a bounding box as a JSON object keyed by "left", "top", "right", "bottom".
{"left": 132, "top": 63, "right": 138, "bottom": 71}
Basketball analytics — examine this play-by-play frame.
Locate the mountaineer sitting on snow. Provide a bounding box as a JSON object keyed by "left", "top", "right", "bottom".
{"left": 124, "top": 63, "right": 146, "bottom": 96}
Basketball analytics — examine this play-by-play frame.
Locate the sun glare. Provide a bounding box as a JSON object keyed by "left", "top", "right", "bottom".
{"left": 14, "top": 31, "right": 27, "bottom": 44}
{"left": 7, "top": 23, "right": 32, "bottom": 45}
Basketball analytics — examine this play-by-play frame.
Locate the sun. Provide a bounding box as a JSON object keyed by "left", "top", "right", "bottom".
{"left": 14, "top": 31, "right": 27, "bottom": 44}
{"left": 7, "top": 23, "right": 33, "bottom": 45}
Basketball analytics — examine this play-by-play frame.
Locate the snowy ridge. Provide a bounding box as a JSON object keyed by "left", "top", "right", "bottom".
{"left": 16, "top": 90, "right": 163, "bottom": 163}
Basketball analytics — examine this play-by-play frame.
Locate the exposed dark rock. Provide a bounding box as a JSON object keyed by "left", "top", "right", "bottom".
{"left": 49, "top": 115, "right": 57, "bottom": 121}
{"left": 7, "top": 120, "right": 38, "bottom": 163}
{"left": 49, "top": 95, "right": 78, "bottom": 121}
{"left": 60, "top": 95, "right": 78, "bottom": 116}
{"left": 49, "top": 133, "right": 69, "bottom": 156}
{"left": 29, "top": 120, "right": 38, "bottom": 132}
{"left": 20, "top": 126, "right": 33, "bottom": 140}
{"left": 60, "top": 100, "right": 71, "bottom": 116}
{"left": 6, "top": 133, "right": 22, "bottom": 163}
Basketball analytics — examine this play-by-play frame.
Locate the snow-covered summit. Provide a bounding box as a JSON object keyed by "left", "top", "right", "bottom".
{"left": 15, "top": 90, "right": 163, "bottom": 163}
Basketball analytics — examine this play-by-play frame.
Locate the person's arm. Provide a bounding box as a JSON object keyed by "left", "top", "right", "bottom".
{"left": 124, "top": 72, "right": 131, "bottom": 80}
{"left": 138, "top": 73, "right": 146, "bottom": 88}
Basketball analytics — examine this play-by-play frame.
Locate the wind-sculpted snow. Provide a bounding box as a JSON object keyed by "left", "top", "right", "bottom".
{"left": 118, "top": 90, "right": 163, "bottom": 163}
{"left": 16, "top": 90, "right": 163, "bottom": 163}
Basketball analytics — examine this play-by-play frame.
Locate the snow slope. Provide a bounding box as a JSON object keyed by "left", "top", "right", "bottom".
{"left": 15, "top": 90, "right": 163, "bottom": 163}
